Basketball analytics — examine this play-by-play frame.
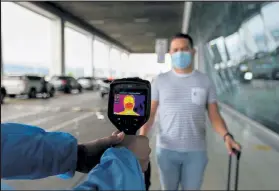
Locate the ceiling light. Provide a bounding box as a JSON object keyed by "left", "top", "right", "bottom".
{"left": 90, "top": 20, "right": 105, "bottom": 25}
{"left": 134, "top": 18, "right": 149, "bottom": 23}
{"left": 145, "top": 32, "right": 156, "bottom": 37}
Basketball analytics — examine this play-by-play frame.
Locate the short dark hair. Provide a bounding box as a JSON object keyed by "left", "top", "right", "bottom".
{"left": 171, "top": 33, "right": 194, "bottom": 48}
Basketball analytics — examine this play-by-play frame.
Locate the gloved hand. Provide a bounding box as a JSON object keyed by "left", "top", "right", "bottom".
{"left": 76, "top": 131, "right": 125, "bottom": 173}
{"left": 115, "top": 135, "right": 151, "bottom": 172}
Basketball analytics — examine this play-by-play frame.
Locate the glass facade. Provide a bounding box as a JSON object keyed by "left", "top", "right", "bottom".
{"left": 206, "top": 2, "right": 279, "bottom": 133}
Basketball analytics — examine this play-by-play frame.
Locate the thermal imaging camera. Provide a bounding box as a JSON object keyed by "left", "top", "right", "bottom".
{"left": 107, "top": 77, "right": 151, "bottom": 135}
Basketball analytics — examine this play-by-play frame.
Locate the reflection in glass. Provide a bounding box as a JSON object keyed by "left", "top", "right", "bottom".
{"left": 205, "top": 2, "right": 279, "bottom": 134}
{"left": 261, "top": 2, "right": 279, "bottom": 43}
{"left": 225, "top": 33, "right": 246, "bottom": 62}
{"left": 245, "top": 14, "right": 268, "bottom": 52}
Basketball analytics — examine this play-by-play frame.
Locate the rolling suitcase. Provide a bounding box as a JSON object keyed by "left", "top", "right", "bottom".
{"left": 227, "top": 148, "right": 241, "bottom": 191}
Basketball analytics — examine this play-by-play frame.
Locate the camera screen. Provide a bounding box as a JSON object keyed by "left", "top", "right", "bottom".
{"left": 113, "top": 92, "right": 146, "bottom": 116}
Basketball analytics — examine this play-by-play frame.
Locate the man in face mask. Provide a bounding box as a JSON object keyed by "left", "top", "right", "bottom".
{"left": 140, "top": 33, "right": 241, "bottom": 190}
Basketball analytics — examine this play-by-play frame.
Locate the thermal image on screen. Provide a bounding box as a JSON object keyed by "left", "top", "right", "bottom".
{"left": 113, "top": 94, "right": 145, "bottom": 116}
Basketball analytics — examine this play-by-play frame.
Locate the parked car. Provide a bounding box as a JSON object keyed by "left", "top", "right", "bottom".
{"left": 50, "top": 76, "right": 82, "bottom": 94}
{"left": 99, "top": 79, "right": 114, "bottom": 98}
{"left": 1, "top": 86, "right": 7, "bottom": 104}
{"left": 95, "top": 77, "right": 106, "bottom": 90}
{"left": 40, "top": 77, "right": 56, "bottom": 98}
{"left": 271, "top": 68, "right": 279, "bottom": 80}
{"left": 77, "top": 77, "right": 96, "bottom": 90}
{"left": 2, "top": 75, "right": 55, "bottom": 99}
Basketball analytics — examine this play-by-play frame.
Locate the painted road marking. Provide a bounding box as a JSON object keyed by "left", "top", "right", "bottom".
{"left": 95, "top": 111, "right": 105, "bottom": 120}
{"left": 29, "top": 112, "right": 71, "bottom": 126}
{"left": 14, "top": 105, "right": 23, "bottom": 110}
{"left": 72, "top": 107, "right": 82, "bottom": 111}
{"left": 1, "top": 111, "right": 39, "bottom": 122}
{"left": 4, "top": 104, "right": 103, "bottom": 113}
{"left": 47, "top": 112, "right": 95, "bottom": 132}
{"left": 254, "top": 145, "right": 272, "bottom": 151}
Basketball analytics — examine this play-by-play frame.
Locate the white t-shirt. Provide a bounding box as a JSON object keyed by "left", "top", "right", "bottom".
{"left": 151, "top": 70, "right": 217, "bottom": 152}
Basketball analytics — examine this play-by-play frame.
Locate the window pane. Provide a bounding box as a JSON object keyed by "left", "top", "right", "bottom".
{"left": 64, "top": 26, "right": 91, "bottom": 78}
{"left": 121, "top": 52, "right": 129, "bottom": 77}
{"left": 93, "top": 39, "right": 110, "bottom": 78}
{"left": 1, "top": 2, "right": 53, "bottom": 76}
{"left": 109, "top": 47, "right": 121, "bottom": 78}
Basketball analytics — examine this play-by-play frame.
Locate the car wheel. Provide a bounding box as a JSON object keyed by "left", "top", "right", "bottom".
{"left": 272, "top": 71, "right": 279, "bottom": 80}
{"left": 64, "top": 86, "right": 72, "bottom": 94}
{"left": 96, "top": 85, "right": 100, "bottom": 91}
{"left": 9, "top": 95, "right": 16, "bottom": 98}
{"left": 0, "top": 93, "right": 5, "bottom": 104}
{"left": 78, "top": 86, "right": 83, "bottom": 93}
{"left": 49, "top": 88, "right": 55, "bottom": 97}
{"left": 28, "top": 88, "right": 37, "bottom": 99}
{"left": 101, "top": 92, "right": 105, "bottom": 98}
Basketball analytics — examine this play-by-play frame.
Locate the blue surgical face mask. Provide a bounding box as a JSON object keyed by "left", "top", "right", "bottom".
{"left": 171, "top": 51, "right": 192, "bottom": 69}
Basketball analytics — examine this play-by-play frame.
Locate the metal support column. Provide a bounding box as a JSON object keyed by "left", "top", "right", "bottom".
{"left": 91, "top": 35, "right": 95, "bottom": 77}
{"left": 181, "top": 1, "right": 193, "bottom": 34}
{"left": 50, "top": 18, "right": 65, "bottom": 76}
{"left": 1, "top": 32, "right": 3, "bottom": 77}
{"left": 108, "top": 45, "right": 112, "bottom": 78}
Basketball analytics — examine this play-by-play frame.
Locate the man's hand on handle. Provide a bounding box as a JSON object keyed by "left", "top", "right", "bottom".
{"left": 224, "top": 135, "right": 241, "bottom": 155}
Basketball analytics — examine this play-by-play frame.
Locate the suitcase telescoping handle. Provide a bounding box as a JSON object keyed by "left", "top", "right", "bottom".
{"left": 227, "top": 148, "right": 241, "bottom": 191}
